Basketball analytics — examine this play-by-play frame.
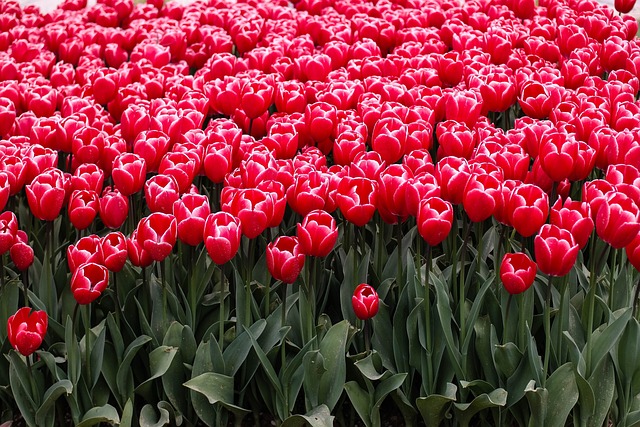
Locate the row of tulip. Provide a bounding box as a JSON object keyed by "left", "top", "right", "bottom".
{"left": 2, "top": 0, "right": 640, "bottom": 425}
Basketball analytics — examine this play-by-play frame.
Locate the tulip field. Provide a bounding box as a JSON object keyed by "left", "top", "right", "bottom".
{"left": 3, "top": 0, "right": 640, "bottom": 425}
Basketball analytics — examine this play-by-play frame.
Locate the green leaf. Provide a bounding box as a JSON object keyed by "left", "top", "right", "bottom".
{"left": 453, "top": 388, "right": 507, "bottom": 427}
{"left": 344, "top": 381, "right": 372, "bottom": 427}
{"left": 586, "top": 356, "right": 615, "bottom": 427}
{"left": 89, "top": 320, "right": 107, "bottom": 389}
{"left": 9, "top": 352, "right": 36, "bottom": 427}
{"left": 586, "top": 308, "right": 631, "bottom": 377}
{"left": 281, "top": 404, "right": 334, "bottom": 427}
{"left": 183, "top": 372, "right": 250, "bottom": 422}
{"left": 190, "top": 340, "right": 217, "bottom": 426}
{"left": 525, "top": 380, "right": 547, "bottom": 427}
{"left": 316, "top": 320, "right": 349, "bottom": 411}
{"left": 433, "top": 274, "right": 464, "bottom": 380}
{"left": 35, "top": 380, "right": 72, "bottom": 427}
{"left": 416, "top": 383, "right": 457, "bottom": 426}
{"left": 135, "top": 346, "right": 178, "bottom": 391}
{"left": 494, "top": 342, "right": 523, "bottom": 379}
{"left": 65, "top": 315, "right": 81, "bottom": 387}
{"left": 617, "top": 318, "right": 640, "bottom": 393}
{"left": 545, "top": 363, "right": 579, "bottom": 427}
{"left": 372, "top": 373, "right": 407, "bottom": 426}
{"left": 116, "top": 335, "right": 152, "bottom": 403}
{"left": 245, "top": 326, "right": 285, "bottom": 403}
{"left": 462, "top": 275, "right": 494, "bottom": 355}
{"left": 120, "top": 399, "right": 134, "bottom": 427}
{"left": 76, "top": 404, "right": 120, "bottom": 427}
{"left": 354, "top": 351, "right": 385, "bottom": 381}
{"left": 223, "top": 319, "right": 266, "bottom": 376}
{"left": 139, "top": 403, "right": 170, "bottom": 427}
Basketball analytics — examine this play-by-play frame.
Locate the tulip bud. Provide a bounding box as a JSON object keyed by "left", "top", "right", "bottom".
{"left": 7, "top": 307, "right": 47, "bottom": 356}
{"left": 71, "top": 262, "right": 109, "bottom": 305}
{"left": 500, "top": 253, "right": 537, "bottom": 295}
{"left": 352, "top": 284, "right": 379, "bottom": 320}
{"left": 266, "top": 236, "right": 305, "bottom": 284}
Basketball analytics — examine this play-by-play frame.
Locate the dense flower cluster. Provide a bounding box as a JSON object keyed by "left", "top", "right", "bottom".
{"left": 1, "top": 0, "right": 640, "bottom": 406}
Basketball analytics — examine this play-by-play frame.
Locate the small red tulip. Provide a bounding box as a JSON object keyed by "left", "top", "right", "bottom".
{"left": 99, "top": 187, "right": 129, "bottom": 230}
{"left": 596, "top": 191, "right": 640, "bottom": 249}
{"left": 100, "top": 232, "right": 128, "bottom": 273}
{"left": 352, "top": 283, "right": 379, "bottom": 320}
{"left": 0, "top": 211, "right": 17, "bottom": 255}
{"left": 71, "top": 262, "right": 109, "bottom": 305}
{"left": 10, "top": 231, "right": 33, "bottom": 271}
{"left": 500, "top": 253, "right": 537, "bottom": 295}
{"left": 7, "top": 307, "right": 47, "bottom": 356}
{"left": 203, "top": 212, "right": 242, "bottom": 265}
{"left": 417, "top": 197, "right": 454, "bottom": 247}
{"left": 25, "top": 168, "right": 66, "bottom": 221}
{"left": 266, "top": 236, "right": 305, "bottom": 284}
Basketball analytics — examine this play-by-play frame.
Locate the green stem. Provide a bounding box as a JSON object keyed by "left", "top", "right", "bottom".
{"left": 219, "top": 267, "right": 225, "bottom": 352}
{"left": 245, "top": 238, "right": 256, "bottom": 327}
{"left": 396, "top": 221, "right": 403, "bottom": 293}
{"left": 504, "top": 294, "right": 513, "bottom": 344}
{"left": 607, "top": 248, "right": 618, "bottom": 310}
{"left": 556, "top": 276, "right": 569, "bottom": 364}
{"left": 424, "top": 244, "right": 433, "bottom": 394}
{"left": 459, "top": 216, "right": 472, "bottom": 347}
{"left": 543, "top": 276, "right": 553, "bottom": 387}
{"left": 83, "top": 304, "right": 92, "bottom": 382}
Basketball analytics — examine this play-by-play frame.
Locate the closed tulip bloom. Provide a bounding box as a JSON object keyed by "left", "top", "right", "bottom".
{"left": 550, "top": 198, "right": 594, "bottom": 249}
{"left": 71, "top": 262, "right": 109, "bottom": 305}
{"left": 144, "top": 174, "right": 181, "bottom": 214}
{"left": 127, "top": 231, "right": 153, "bottom": 268}
{"left": 100, "top": 232, "right": 128, "bottom": 273}
{"left": 224, "top": 188, "right": 273, "bottom": 239}
{"left": 203, "top": 212, "right": 242, "bottom": 265}
{"left": 67, "top": 235, "right": 103, "bottom": 273}
{"left": 417, "top": 197, "right": 454, "bottom": 247}
{"left": 462, "top": 173, "right": 502, "bottom": 223}
{"left": 25, "top": 168, "right": 66, "bottom": 221}
{"left": 7, "top": 307, "right": 47, "bottom": 356}
{"left": 538, "top": 132, "right": 578, "bottom": 183}
{"left": 615, "top": 0, "right": 636, "bottom": 14}
{"left": 336, "top": 177, "right": 377, "bottom": 227}
{"left": 352, "top": 283, "right": 379, "bottom": 320}
{"left": 266, "top": 236, "right": 305, "bottom": 284}
{"left": 371, "top": 117, "right": 408, "bottom": 165}
{"left": 136, "top": 213, "right": 178, "bottom": 262}
{"left": 297, "top": 209, "right": 338, "bottom": 258}
{"left": 500, "top": 253, "right": 537, "bottom": 295}
{"left": 68, "top": 190, "right": 99, "bottom": 231}
{"left": 436, "top": 157, "right": 472, "bottom": 205}
{"left": 173, "top": 193, "right": 211, "bottom": 246}
{"left": 596, "top": 191, "right": 640, "bottom": 249}
{"left": 112, "top": 152, "right": 147, "bottom": 196}
{"left": 0, "top": 211, "right": 18, "bottom": 255}
{"left": 158, "top": 151, "right": 198, "bottom": 194}
{"left": 10, "top": 230, "right": 33, "bottom": 271}
{"left": 99, "top": 187, "right": 129, "bottom": 230}
{"left": 287, "top": 171, "right": 329, "bottom": 217}
{"left": 534, "top": 224, "right": 580, "bottom": 277}
{"left": 508, "top": 184, "right": 549, "bottom": 238}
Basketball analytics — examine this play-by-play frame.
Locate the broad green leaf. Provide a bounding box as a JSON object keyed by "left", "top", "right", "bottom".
{"left": 354, "top": 351, "right": 385, "bottom": 381}
{"left": 65, "top": 316, "right": 81, "bottom": 387}
{"left": 223, "top": 319, "right": 266, "bottom": 376}
{"left": 433, "top": 274, "right": 464, "bottom": 379}
{"left": 183, "top": 372, "right": 250, "bottom": 422}
{"left": 474, "top": 316, "right": 499, "bottom": 387}
{"left": 9, "top": 352, "right": 36, "bottom": 427}
{"left": 462, "top": 276, "right": 494, "bottom": 355}
{"left": 453, "top": 388, "right": 507, "bottom": 427}
{"left": 586, "top": 356, "right": 615, "bottom": 427}
{"left": 344, "top": 381, "right": 372, "bottom": 427}
{"left": 371, "top": 301, "right": 395, "bottom": 372}
{"left": 416, "top": 382, "right": 457, "bottom": 426}
{"left": 89, "top": 320, "right": 107, "bottom": 389}
{"left": 317, "top": 320, "right": 349, "bottom": 411}
{"left": 281, "top": 404, "right": 334, "bottom": 427}
{"left": 303, "top": 351, "right": 326, "bottom": 409}
{"left": 135, "top": 346, "right": 178, "bottom": 391}
{"left": 35, "top": 380, "right": 72, "bottom": 427}
{"left": 190, "top": 341, "right": 217, "bottom": 426}
{"left": 76, "top": 404, "right": 120, "bottom": 427}
{"left": 245, "top": 326, "right": 285, "bottom": 403}
{"left": 545, "top": 363, "right": 579, "bottom": 427}
{"left": 120, "top": 399, "right": 133, "bottom": 427}
{"left": 617, "top": 318, "right": 640, "bottom": 393}
{"left": 494, "top": 342, "right": 522, "bottom": 379}
{"left": 586, "top": 308, "right": 631, "bottom": 376}
{"left": 116, "top": 335, "right": 152, "bottom": 403}
{"left": 139, "top": 403, "right": 170, "bottom": 427}
{"left": 373, "top": 373, "right": 407, "bottom": 413}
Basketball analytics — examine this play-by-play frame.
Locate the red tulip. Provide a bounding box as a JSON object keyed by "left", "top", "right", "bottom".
{"left": 287, "top": 171, "right": 329, "bottom": 217}
{"left": 10, "top": 230, "right": 33, "bottom": 271}
{"left": 135, "top": 212, "right": 178, "bottom": 262}
{"left": 68, "top": 190, "right": 99, "bottom": 231}
{"left": 100, "top": 231, "right": 128, "bottom": 273}
{"left": 127, "top": 231, "right": 153, "bottom": 268}
{"left": 352, "top": 283, "right": 379, "bottom": 320}
{"left": 7, "top": 307, "right": 47, "bottom": 356}
{"left": 159, "top": 151, "right": 198, "bottom": 194}
{"left": 145, "top": 174, "right": 181, "bottom": 215}
{"left": 25, "top": 168, "right": 66, "bottom": 222}
{"left": 224, "top": 188, "right": 273, "bottom": 239}
{"left": 462, "top": 173, "right": 502, "bottom": 223}
{"left": 112, "top": 152, "right": 147, "bottom": 196}
{"left": 0, "top": 211, "right": 17, "bottom": 255}
{"left": 550, "top": 198, "right": 594, "bottom": 249}
{"left": 500, "top": 252, "right": 537, "bottom": 295}
{"left": 534, "top": 224, "right": 580, "bottom": 277}
{"left": 71, "top": 163, "right": 104, "bottom": 195}
{"left": 596, "top": 191, "right": 640, "bottom": 249}
{"left": 615, "top": 0, "right": 636, "bottom": 14}
{"left": 507, "top": 184, "right": 549, "bottom": 238}
{"left": 133, "top": 130, "right": 171, "bottom": 173}
{"left": 371, "top": 117, "right": 408, "bottom": 165}
{"left": 296, "top": 209, "right": 338, "bottom": 258}
{"left": 266, "top": 236, "right": 305, "bottom": 284}
{"left": 173, "top": 194, "right": 211, "bottom": 246}
{"left": 203, "top": 212, "right": 242, "bottom": 265}
{"left": 67, "top": 235, "right": 103, "bottom": 273}
{"left": 71, "top": 262, "right": 109, "bottom": 305}
{"left": 417, "top": 196, "right": 454, "bottom": 247}
{"left": 336, "top": 177, "right": 377, "bottom": 227}
{"left": 99, "top": 187, "right": 129, "bottom": 230}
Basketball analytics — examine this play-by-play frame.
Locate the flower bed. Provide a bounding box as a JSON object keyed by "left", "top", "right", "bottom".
{"left": 1, "top": 0, "right": 640, "bottom": 425}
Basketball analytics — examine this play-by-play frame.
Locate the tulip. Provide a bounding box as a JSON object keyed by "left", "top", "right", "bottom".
{"left": 145, "top": 174, "right": 181, "bottom": 215}
{"left": 135, "top": 213, "right": 178, "bottom": 262}
{"left": 371, "top": 117, "right": 408, "bottom": 165}
{"left": 336, "top": 177, "right": 377, "bottom": 227}
{"left": 596, "top": 191, "right": 640, "bottom": 249}
{"left": 71, "top": 163, "right": 104, "bottom": 195}
{"left": 462, "top": 173, "right": 502, "bottom": 223}
{"left": 615, "top": 0, "right": 636, "bottom": 14}
{"left": 0, "top": 211, "right": 17, "bottom": 255}
{"left": 100, "top": 232, "right": 128, "bottom": 273}
{"left": 534, "top": 224, "right": 580, "bottom": 277}
{"left": 112, "top": 152, "right": 147, "bottom": 196}
{"left": 25, "top": 168, "right": 66, "bottom": 222}
{"left": 173, "top": 194, "right": 211, "bottom": 246}
{"left": 71, "top": 262, "right": 109, "bottom": 305}
{"left": 500, "top": 253, "right": 537, "bottom": 295}
{"left": 417, "top": 197, "right": 454, "bottom": 247}
{"left": 10, "top": 230, "right": 33, "bottom": 271}
{"left": 7, "top": 307, "right": 47, "bottom": 356}
{"left": 127, "top": 231, "right": 153, "bottom": 268}
{"left": 224, "top": 188, "right": 273, "bottom": 239}
{"left": 133, "top": 130, "right": 171, "bottom": 173}
{"left": 550, "top": 198, "right": 594, "bottom": 249}
{"left": 67, "top": 235, "right": 103, "bottom": 273}
{"left": 203, "top": 212, "right": 242, "bottom": 265}
{"left": 352, "top": 283, "right": 379, "bottom": 320}
{"left": 287, "top": 171, "right": 329, "bottom": 217}
{"left": 99, "top": 187, "right": 129, "bottom": 230}
{"left": 507, "top": 184, "right": 549, "bottom": 238}
{"left": 296, "top": 210, "right": 338, "bottom": 258}
{"left": 266, "top": 236, "right": 305, "bottom": 284}
{"left": 68, "top": 190, "right": 99, "bottom": 231}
